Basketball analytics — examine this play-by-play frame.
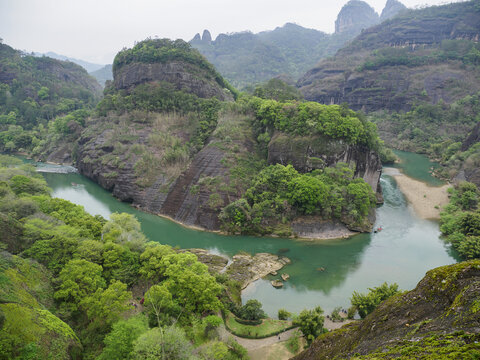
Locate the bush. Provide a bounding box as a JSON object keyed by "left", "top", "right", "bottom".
{"left": 350, "top": 282, "right": 400, "bottom": 319}
{"left": 278, "top": 308, "right": 291, "bottom": 320}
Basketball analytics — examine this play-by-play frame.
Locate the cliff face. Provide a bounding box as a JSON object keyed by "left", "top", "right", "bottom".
{"left": 294, "top": 260, "right": 480, "bottom": 359}
{"left": 334, "top": 0, "right": 379, "bottom": 35}
{"left": 267, "top": 132, "right": 382, "bottom": 194}
{"left": 298, "top": 1, "right": 480, "bottom": 112}
{"left": 113, "top": 62, "right": 233, "bottom": 101}
{"left": 380, "top": 0, "right": 407, "bottom": 21}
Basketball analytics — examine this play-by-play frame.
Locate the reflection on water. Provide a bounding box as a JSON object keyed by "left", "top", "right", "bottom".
{"left": 41, "top": 152, "right": 459, "bottom": 317}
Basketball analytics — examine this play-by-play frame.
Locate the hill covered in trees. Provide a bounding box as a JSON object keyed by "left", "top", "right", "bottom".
{"left": 0, "top": 41, "right": 102, "bottom": 163}
{"left": 75, "top": 38, "right": 384, "bottom": 237}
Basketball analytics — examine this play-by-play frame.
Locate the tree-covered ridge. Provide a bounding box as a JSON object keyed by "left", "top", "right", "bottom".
{"left": 0, "top": 158, "right": 248, "bottom": 359}
{"left": 220, "top": 163, "right": 376, "bottom": 235}
{"left": 440, "top": 182, "right": 480, "bottom": 260}
{"left": 0, "top": 41, "right": 102, "bottom": 160}
{"left": 248, "top": 97, "right": 381, "bottom": 149}
{"left": 112, "top": 38, "right": 237, "bottom": 96}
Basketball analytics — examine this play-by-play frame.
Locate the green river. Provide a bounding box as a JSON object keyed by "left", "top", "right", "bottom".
{"left": 38, "top": 151, "right": 459, "bottom": 317}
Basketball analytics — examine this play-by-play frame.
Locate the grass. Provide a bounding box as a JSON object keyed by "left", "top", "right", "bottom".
{"left": 225, "top": 312, "right": 294, "bottom": 338}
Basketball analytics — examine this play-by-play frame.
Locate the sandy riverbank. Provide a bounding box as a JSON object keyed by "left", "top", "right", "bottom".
{"left": 383, "top": 168, "right": 451, "bottom": 220}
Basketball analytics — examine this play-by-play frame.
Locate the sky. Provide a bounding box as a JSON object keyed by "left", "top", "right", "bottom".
{"left": 0, "top": 0, "right": 463, "bottom": 65}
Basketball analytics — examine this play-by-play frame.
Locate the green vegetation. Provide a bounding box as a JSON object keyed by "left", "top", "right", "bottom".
{"left": 220, "top": 163, "right": 376, "bottom": 235}
{"left": 0, "top": 42, "right": 101, "bottom": 158}
{"left": 113, "top": 38, "right": 236, "bottom": 96}
{"left": 252, "top": 78, "right": 303, "bottom": 102}
{"left": 440, "top": 182, "right": 480, "bottom": 259}
{"left": 293, "top": 306, "right": 325, "bottom": 345}
{"left": 224, "top": 311, "right": 294, "bottom": 339}
{"left": 0, "top": 158, "right": 248, "bottom": 359}
{"left": 350, "top": 282, "right": 401, "bottom": 319}
{"left": 191, "top": 23, "right": 356, "bottom": 89}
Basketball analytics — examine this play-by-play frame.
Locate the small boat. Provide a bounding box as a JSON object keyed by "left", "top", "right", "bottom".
{"left": 317, "top": 267, "right": 325, "bottom": 272}
{"left": 271, "top": 280, "right": 283, "bottom": 288}
{"left": 374, "top": 226, "right": 383, "bottom": 233}
{"left": 281, "top": 273, "right": 290, "bottom": 281}
{"left": 71, "top": 182, "right": 78, "bottom": 187}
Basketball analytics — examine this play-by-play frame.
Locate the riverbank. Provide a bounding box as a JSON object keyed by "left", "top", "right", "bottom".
{"left": 383, "top": 167, "right": 451, "bottom": 220}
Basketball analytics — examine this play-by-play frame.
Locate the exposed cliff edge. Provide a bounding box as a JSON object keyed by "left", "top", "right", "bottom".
{"left": 298, "top": 0, "right": 480, "bottom": 112}
{"left": 454, "top": 122, "right": 480, "bottom": 188}
{"left": 380, "top": 0, "right": 407, "bottom": 21}
{"left": 294, "top": 260, "right": 480, "bottom": 359}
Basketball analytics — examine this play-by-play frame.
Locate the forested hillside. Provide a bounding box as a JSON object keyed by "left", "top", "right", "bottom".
{"left": 0, "top": 41, "right": 102, "bottom": 163}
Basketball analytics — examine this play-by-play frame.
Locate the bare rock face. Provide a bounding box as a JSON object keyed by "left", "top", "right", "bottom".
{"left": 380, "top": 0, "right": 407, "bottom": 21}
{"left": 202, "top": 30, "right": 212, "bottom": 43}
{"left": 294, "top": 260, "right": 480, "bottom": 360}
{"left": 113, "top": 62, "right": 233, "bottom": 101}
{"left": 267, "top": 132, "right": 382, "bottom": 194}
{"left": 335, "top": 0, "right": 379, "bottom": 35}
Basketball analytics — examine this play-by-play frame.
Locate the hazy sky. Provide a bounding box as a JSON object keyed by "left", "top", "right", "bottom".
{"left": 0, "top": 0, "right": 462, "bottom": 64}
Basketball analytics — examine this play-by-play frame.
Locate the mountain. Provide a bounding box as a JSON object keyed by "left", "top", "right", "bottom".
{"left": 76, "top": 38, "right": 383, "bottom": 237}
{"left": 190, "top": 23, "right": 353, "bottom": 89}
{"left": 34, "top": 51, "right": 105, "bottom": 72}
{"left": 294, "top": 260, "right": 480, "bottom": 359}
{"left": 380, "top": 0, "right": 407, "bottom": 21}
{"left": 0, "top": 41, "right": 102, "bottom": 163}
{"left": 89, "top": 64, "right": 113, "bottom": 86}
{"left": 334, "top": 0, "right": 379, "bottom": 35}
{"left": 298, "top": 0, "right": 480, "bottom": 112}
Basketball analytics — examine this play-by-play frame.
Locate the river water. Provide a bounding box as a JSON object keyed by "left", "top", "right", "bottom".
{"left": 39, "top": 151, "right": 459, "bottom": 317}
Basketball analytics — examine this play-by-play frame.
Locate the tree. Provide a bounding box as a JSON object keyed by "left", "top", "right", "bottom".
{"left": 162, "top": 252, "right": 222, "bottom": 314}
{"left": 54, "top": 259, "right": 106, "bottom": 312}
{"left": 82, "top": 280, "right": 132, "bottom": 329}
{"left": 200, "top": 341, "right": 229, "bottom": 360}
{"left": 98, "top": 316, "right": 148, "bottom": 360}
{"left": 102, "top": 241, "right": 140, "bottom": 285}
{"left": 278, "top": 308, "right": 291, "bottom": 320}
{"left": 102, "top": 213, "right": 147, "bottom": 252}
{"left": 351, "top": 282, "right": 400, "bottom": 319}
{"left": 295, "top": 306, "right": 325, "bottom": 345}
{"left": 144, "top": 284, "right": 174, "bottom": 327}
{"left": 132, "top": 326, "right": 198, "bottom": 360}
{"left": 139, "top": 242, "right": 174, "bottom": 284}
{"left": 238, "top": 299, "right": 266, "bottom": 321}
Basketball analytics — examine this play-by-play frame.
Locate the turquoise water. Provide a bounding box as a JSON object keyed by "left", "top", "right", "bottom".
{"left": 392, "top": 150, "right": 445, "bottom": 186}
{"left": 40, "top": 151, "right": 458, "bottom": 317}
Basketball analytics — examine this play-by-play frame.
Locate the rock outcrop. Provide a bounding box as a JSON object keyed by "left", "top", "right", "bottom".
{"left": 294, "top": 260, "right": 480, "bottom": 359}
{"left": 267, "top": 132, "right": 382, "bottom": 194}
{"left": 113, "top": 62, "right": 233, "bottom": 101}
{"left": 298, "top": 1, "right": 480, "bottom": 112}
{"left": 380, "top": 0, "right": 407, "bottom": 21}
{"left": 334, "top": 0, "right": 379, "bottom": 35}
{"left": 454, "top": 122, "right": 480, "bottom": 187}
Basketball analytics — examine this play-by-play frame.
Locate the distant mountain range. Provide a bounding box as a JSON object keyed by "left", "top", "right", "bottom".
{"left": 33, "top": 51, "right": 105, "bottom": 73}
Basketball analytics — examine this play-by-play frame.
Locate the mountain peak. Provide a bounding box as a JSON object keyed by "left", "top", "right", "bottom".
{"left": 335, "top": 0, "right": 380, "bottom": 34}
{"left": 380, "top": 0, "right": 407, "bottom": 21}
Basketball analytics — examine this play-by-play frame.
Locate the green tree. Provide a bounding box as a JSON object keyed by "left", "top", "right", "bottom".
{"left": 54, "top": 259, "right": 106, "bottom": 312}
{"left": 278, "top": 308, "right": 292, "bottom": 320}
{"left": 132, "top": 326, "right": 198, "bottom": 360}
{"left": 238, "top": 299, "right": 266, "bottom": 321}
{"left": 82, "top": 280, "right": 132, "bottom": 329}
{"left": 351, "top": 282, "right": 400, "bottom": 319}
{"left": 139, "top": 242, "right": 175, "bottom": 284}
{"left": 98, "top": 316, "right": 149, "bottom": 360}
{"left": 294, "top": 306, "right": 325, "bottom": 345}
{"left": 144, "top": 284, "right": 174, "bottom": 326}
{"left": 102, "top": 213, "right": 147, "bottom": 252}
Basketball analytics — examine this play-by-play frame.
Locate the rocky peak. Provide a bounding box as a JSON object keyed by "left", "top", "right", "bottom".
{"left": 191, "top": 33, "right": 201, "bottom": 42}
{"left": 380, "top": 0, "right": 407, "bottom": 21}
{"left": 335, "top": 0, "right": 380, "bottom": 34}
{"left": 202, "top": 29, "right": 212, "bottom": 43}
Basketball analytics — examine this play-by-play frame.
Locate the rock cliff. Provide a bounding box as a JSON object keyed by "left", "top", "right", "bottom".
{"left": 298, "top": 1, "right": 480, "bottom": 112}
{"left": 334, "top": 0, "right": 379, "bottom": 35}
{"left": 294, "top": 260, "right": 480, "bottom": 359}
{"left": 113, "top": 62, "right": 232, "bottom": 101}
{"left": 267, "top": 132, "right": 382, "bottom": 194}
{"left": 380, "top": 0, "right": 407, "bottom": 21}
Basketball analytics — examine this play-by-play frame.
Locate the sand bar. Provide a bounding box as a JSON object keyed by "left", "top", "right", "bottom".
{"left": 383, "top": 167, "right": 451, "bottom": 220}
